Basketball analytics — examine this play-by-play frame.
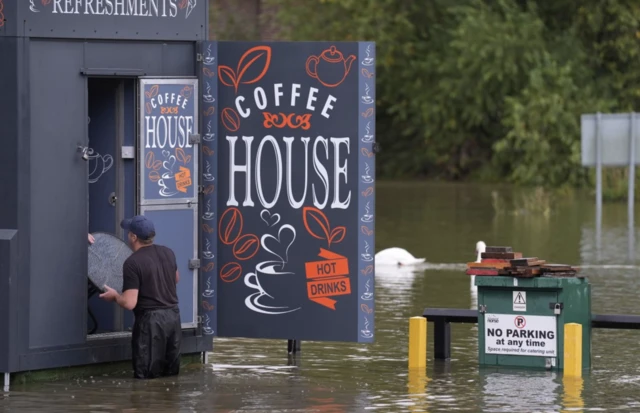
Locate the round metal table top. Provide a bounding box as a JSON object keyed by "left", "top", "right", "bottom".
{"left": 88, "top": 232, "right": 133, "bottom": 294}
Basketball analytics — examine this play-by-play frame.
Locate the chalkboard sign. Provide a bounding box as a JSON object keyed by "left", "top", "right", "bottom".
{"left": 214, "top": 41, "right": 376, "bottom": 343}
{"left": 139, "top": 78, "right": 199, "bottom": 205}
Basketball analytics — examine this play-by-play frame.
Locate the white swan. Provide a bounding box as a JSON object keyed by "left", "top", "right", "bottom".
{"left": 470, "top": 241, "right": 486, "bottom": 292}
{"left": 375, "top": 247, "right": 426, "bottom": 266}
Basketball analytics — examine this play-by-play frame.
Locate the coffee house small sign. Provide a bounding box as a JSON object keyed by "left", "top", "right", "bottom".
{"left": 28, "top": 0, "right": 198, "bottom": 19}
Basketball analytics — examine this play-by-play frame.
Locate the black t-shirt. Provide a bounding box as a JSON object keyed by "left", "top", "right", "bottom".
{"left": 122, "top": 244, "right": 179, "bottom": 313}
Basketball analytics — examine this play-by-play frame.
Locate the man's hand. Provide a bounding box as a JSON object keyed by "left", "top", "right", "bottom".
{"left": 88, "top": 234, "right": 95, "bottom": 244}
{"left": 99, "top": 285, "right": 118, "bottom": 302}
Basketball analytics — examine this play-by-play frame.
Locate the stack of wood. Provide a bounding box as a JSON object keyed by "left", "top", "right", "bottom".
{"left": 465, "top": 246, "right": 581, "bottom": 278}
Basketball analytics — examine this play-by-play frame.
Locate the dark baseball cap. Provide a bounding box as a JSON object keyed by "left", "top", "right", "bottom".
{"left": 120, "top": 215, "right": 155, "bottom": 240}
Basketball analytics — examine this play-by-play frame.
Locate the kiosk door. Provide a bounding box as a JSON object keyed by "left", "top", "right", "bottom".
{"left": 137, "top": 78, "right": 199, "bottom": 328}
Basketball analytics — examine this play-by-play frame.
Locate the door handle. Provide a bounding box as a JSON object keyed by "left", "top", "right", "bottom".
{"left": 109, "top": 192, "right": 117, "bottom": 206}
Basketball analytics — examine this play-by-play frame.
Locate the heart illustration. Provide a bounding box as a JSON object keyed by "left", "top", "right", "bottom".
{"left": 260, "top": 209, "right": 281, "bottom": 227}
{"left": 261, "top": 224, "right": 296, "bottom": 265}
{"left": 162, "top": 150, "right": 170, "bottom": 158}
{"left": 163, "top": 156, "right": 176, "bottom": 173}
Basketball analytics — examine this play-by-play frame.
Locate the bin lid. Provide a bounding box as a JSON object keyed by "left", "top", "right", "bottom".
{"left": 88, "top": 232, "right": 133, "bottom": 294}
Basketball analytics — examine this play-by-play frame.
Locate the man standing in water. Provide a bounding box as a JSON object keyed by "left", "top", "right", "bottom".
{"left": 99, "top": 215, "right": 182, "bottom": 379}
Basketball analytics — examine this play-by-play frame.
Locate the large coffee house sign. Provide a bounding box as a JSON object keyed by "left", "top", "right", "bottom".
{"left": 205, "top": 42, "right": 377, "bottom": 343}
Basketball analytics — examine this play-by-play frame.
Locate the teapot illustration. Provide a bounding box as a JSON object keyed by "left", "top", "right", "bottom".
{"left": 306, "top": 46, "right": 356, "bottom": 88}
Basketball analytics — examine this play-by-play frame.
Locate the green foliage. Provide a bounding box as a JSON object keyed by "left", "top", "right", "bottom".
{"left": 259, "top": 0, "right": 640, "bottom": 189}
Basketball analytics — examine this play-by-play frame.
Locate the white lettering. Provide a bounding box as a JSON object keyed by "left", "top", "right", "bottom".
{"left": 144, "top": 115, "right": 194, "bottom": 149}
{"left": 255, "top": 136, "right": 283, "bottom": 209}
{"left": 330, "top": 137, "right": 350, "bottom": 209}
{"left": 233, "top": 83, "right": 338, "bottom": 119}
{"left": 312, "top": 137, "right": 330, "bottom": 209}
{"left": 291, "top": 84, "right": 301, "bottom": 107}
{"left": 322, "top": 96, "right": 337, "bottom": 118}
{"left": 226, "top": 136, "right": 255, "bottom": 207}
{"left": 306, "top": 87, "right": 318, "bottom": 111}
{"left": 225, "top": 135, "right": 350, "bottom": 210}
{"left": 254, "top": 87, "right": 267, "bottom": 110}
{"left": 236, "top": 96, "right": 250, "bottom": 118}
{"left": 274, "top": 83, "right": 283, "bottom": 107}
{"left": 47, "top": 0, "right": 180, "bottom": 16}
{"left": 283, "top": 137, "right": 310, "bottom": 209}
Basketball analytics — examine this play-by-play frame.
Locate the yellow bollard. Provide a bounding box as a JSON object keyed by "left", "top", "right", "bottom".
{"left": 564, "top": 323, "right": 582, "bottom": 377}
{"left": 408, "top": 316, "right": 427, "bottom": 369}
{"left": 561, "top": 376, "right": 584, "bottom": 413}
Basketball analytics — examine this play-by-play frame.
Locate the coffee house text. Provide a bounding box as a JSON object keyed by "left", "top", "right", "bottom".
{"left": 226, "top": 135, "right": 351, "bottom": 210}
{"left": 235, "top": 83, "right": 337, "bottom": 119}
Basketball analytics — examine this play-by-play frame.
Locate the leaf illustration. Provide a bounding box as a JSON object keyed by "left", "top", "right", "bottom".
{"left": 203, "top": 146, "right": 214, "bottom": 156}
{"left": 362, "top": 187, "right": 374, "bottom": 197}
{"left": 203, "top": 223, "right": 214, "bottom": 234}
{"left": 361, "top": 68, "right": 374, "bottom": 78}
{"left": 145, "top": 152, "right": 155, "bottom": 169}
{"left": 203, "top": 67, "right": 215, "bottom": 78}
{"left": 175, "top": 147, "right": 187, "bottom": 163}
{"left": 175, "top": 147, "right": 191, "bottom": 165}
{"left": 303, "top": 206, "right": 331, "bottom": 241}
{"left": 361, "top": 265, "right": 373, "bottom": 276}
{"left": 361, "top": 107, "right": 374, "bottom": 118}
{"left": 361, "top": 226, "right": 373, "bottom": 236}
{"left": 361, "top": 148, "right": 373, "bottom": 158}
{"left": 361, "top": 304, "right": 372, "bottom": 314}
{"left": 328, "top": 227, "right": 346, "bottom": 246}
{"left": 203, "top": 185, "right": 215, "bottom": 194}
{"left": 235, "top": 46, "right": 272, "bottom": 89}
{"left": 145, "top": 102, "right": 152, "bottom": 115}
{"left": 218, "top": 65, "right": 237, "bottom": 89}
{"left": 203, "top": 262, "right": 215, "bottom": 272}
{"left": 180, "top": 86, "right": 193, "bottom": 98}
{"left": 145, "top": 85, "right": 159, "bottom": 99}
{"left": 204, "top": 106, "right": 215, "bottom": 117}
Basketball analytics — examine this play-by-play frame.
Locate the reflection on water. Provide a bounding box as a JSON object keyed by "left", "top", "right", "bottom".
{"left": 3, "top": 182, "right": 640, "bottom": 411}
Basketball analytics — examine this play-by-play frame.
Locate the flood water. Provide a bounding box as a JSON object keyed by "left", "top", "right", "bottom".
{"left": 3, "top": 181, "right": 640, "bottom": 412}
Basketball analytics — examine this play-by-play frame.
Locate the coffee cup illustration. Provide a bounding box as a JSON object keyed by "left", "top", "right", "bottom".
{"left": 202, "top": 238, "right": 214, "bottom": 259}
{"left": 361, "top": 202, "right": 374, "bottom": 223}
{"left": 203, "top": 161, "right": 215, "bottom": 181}
{"left": 87, "top": 149, "right": 114, "bottom": 184}
{"left": 361, "top": 317, "right": 373, "bottom": 338}
{"left": 361, "top": 162, "right": 374, "bottom": 184}
{"left": 203, "top": 200, "right": 215, "bottom": 220}
{"left": 203, "top": 82, "right": 215, "bottom": 103}
{"left": 361, "top": 279, "right": 373, "bottom": 300}
{"left": 362, "top": 122, "right": 374, "bottom": 143}
{"left": 202, "top": 276, "right": 215, "bottom": 298}
{"left": 244, "top": 261, "right": 301, "bottom": 315}
{"left": 202, "top": 314, "right": 214, "bottom": 335}
{"left": 158, "top": 173, "right": 179, "bottom": 197}
{"left": 361, "top": 83, "right": 374, "bottom": 105}
{"left": 203, "top": 45, "right": 215, "bottom": 65}
{"left": 361, "top": 240, "right": 374, "bottom": 262}
{"left": 361, "top": 45, "right": 374, "bottom": 67}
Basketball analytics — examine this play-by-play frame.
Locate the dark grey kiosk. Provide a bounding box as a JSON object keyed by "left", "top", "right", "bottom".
{"left": 0, "top": 0, "right": 213, "bottom": 387}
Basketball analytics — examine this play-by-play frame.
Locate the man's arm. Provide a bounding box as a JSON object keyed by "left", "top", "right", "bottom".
{"left": 118, "top": 260, "right": 140, "bottom": 310}
{"left": 170, "top": 248, "right": 179, "bottom": 284}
